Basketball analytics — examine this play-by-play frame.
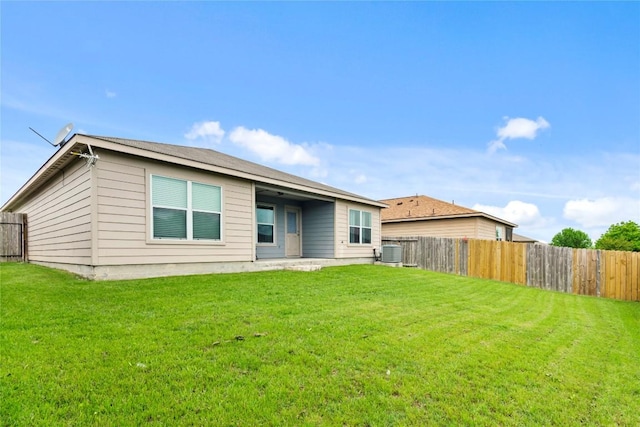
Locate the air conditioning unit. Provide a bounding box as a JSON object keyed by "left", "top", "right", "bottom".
{"left": 382, "top": 245, "right": 402, "bottom": 263}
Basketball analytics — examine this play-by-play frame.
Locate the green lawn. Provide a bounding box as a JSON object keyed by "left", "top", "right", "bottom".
{"left": 1, "top": 263, "right": 639, "bottom": 426}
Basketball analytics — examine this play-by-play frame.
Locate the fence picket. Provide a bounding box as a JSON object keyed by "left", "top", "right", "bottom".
{"left": 382, "top": 236, "right": 639, "bottom": 302}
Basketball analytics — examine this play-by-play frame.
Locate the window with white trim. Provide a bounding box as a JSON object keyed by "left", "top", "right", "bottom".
{"left": 349, "top": 209, "right": 372, "bottom": 244}
{"left": 256, "top": 205, "right": 275, "bottom": 244}
{"left": 151, "top": 175, "right": 221, "bottom": 240}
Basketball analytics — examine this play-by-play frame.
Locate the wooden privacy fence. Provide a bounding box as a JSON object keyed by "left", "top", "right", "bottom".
{"left": 0, "top": 212, "right": 27, "bottom": 262}
{"left": 382, "top": 236, "right": 639, "bottom": 302}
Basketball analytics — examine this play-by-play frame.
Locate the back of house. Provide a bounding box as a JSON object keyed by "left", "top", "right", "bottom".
{"left": 2, "top": 134, "right": 386, "bottom": 279}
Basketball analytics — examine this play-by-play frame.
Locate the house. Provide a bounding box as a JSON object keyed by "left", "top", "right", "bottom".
{"left": 1, "top": 134, "right": 386, "bottom": 280}
{"left": 512, "top": 233, "right": 539, "bottom": 244}
{"left": 380, "top": 195, "right": 517, "bottom": 241}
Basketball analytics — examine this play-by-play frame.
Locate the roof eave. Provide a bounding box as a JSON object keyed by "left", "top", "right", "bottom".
{"left": 382, "top": 212, "right": 517, "bottom": 228}
{"left": 1, "top": 135, "right": 85, "bottom": 212}
{"left": 3, "top": 134, "right": 386, "bottom": 210}
{"left": 91, "top": 136, "right": 386, "bottom": 207}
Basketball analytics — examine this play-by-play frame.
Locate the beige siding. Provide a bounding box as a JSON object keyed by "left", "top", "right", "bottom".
{"left": 334, "top": 200, "right": 381, "bottom": 258}
{"left": 95, "top": 151, "right": 254, "bottom": 265}
{"left": 382, "top": 217, "right": 478, "bottom": 239}
{"left": 382, "top": 216, "right": 505, "bottom": 241}
{"left": 476, "top": 217, "right": 501, "bottom": 240}
{"left": 13, "top": 159, "right": 93, "bottom": 264}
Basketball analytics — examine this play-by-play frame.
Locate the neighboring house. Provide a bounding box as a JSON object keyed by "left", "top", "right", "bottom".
{"left": 2, "top": 134, "right": 386, "bottom": 280}
{"left": 380, "top": 195, "right": 517, "bottom": 241}
{"left": 512, "top": 233, "right": 539, "bottom": 244}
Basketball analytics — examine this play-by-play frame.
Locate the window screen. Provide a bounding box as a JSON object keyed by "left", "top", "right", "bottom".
{"left": 151, "top": 175, "right": 221, "bottom": 240}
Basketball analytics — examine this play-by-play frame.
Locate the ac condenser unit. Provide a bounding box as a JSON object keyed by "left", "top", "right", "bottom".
{"left": 381, "top": 245, "right": 402, "bottom": 263}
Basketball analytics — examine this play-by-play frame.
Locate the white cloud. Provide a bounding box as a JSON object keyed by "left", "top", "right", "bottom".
{"left": 487, "top": 139, "right": 507, "bottom": 153}
{"left": 498, "top": 116, "right": 550, "bottom": 140}
{"left": 563, "top": 197, "right": 640, "bottom": 228}
{"left": 105, "top": 89, "right": 117, "bottom": 99}
{"left": 488, "top": 116, "right": 550, "bottom": 153}
{"left": 473, "top": 200, "right": 544, "bottom": 227}
{"left": 184, "top": 121, "right": 225, "bottom": 144}
{"left": 347, "top": 171, "right": 368, "bottom": 184}
{"left": 228, "top": 126, "right": 320, "bottom": 166}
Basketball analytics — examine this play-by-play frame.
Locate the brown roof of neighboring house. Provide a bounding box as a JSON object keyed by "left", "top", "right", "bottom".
{"left": 380, "top": 195, "right": 517, "bottom": 227}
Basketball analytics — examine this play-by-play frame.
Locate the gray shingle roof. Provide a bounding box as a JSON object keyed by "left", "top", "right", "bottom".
{"left": 512, "top": 233, "right": 538, "bottom": 243}
{"left": 86, "top": 135, "right": 382, "bottom": 205}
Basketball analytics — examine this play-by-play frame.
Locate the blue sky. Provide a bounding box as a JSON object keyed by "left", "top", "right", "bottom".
{"left": 2, "top": 1, "right": 639, "bottom": 243}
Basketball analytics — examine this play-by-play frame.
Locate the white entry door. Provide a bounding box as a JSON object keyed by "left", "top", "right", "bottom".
{"left": 285, "top": 207, "right": 301, "bottom": 257}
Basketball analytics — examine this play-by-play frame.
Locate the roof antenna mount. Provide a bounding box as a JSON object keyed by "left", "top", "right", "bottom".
{"left": 71, "top": 144, "right": 100, "bottom": 168}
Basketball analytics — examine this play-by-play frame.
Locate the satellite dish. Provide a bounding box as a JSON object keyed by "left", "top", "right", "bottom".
{"left": 29, "top": 122, "right": 74, "bottom": 147}
{"left": 53, "top": 123, "right": 74, "bottom": 146}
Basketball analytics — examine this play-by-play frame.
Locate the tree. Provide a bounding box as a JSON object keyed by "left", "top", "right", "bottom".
{"left": 550, "top": 228, "right": 592, "bottom": 249}
{"left": 595, "top": 221, "right": 640, "bottom": 252}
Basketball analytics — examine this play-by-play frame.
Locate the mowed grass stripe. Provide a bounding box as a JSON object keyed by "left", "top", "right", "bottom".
{"left": 1, "top": 263, "right": 638, "bottom": 426}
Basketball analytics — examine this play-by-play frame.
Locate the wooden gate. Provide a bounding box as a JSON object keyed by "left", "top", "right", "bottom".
{"left": 0, "top": 213, "right": 27, "bottom": 262}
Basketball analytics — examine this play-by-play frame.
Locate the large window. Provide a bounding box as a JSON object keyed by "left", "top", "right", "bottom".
{"left": 151, "top": 175, "right": 221, "bottom": 240}
{"left": 349, "top": 209, "right": 372, "bottom": 244}
{"left": 257, "top": 205, "right": 275, "bottom": 244}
